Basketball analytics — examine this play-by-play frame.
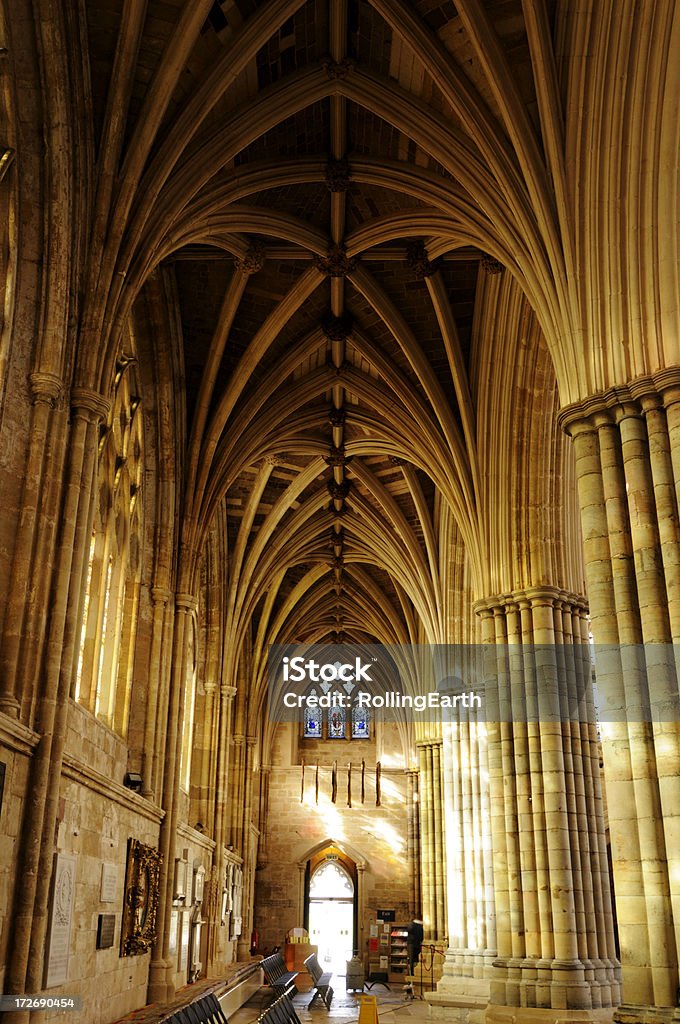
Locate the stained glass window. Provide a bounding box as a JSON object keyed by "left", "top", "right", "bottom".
{"left": 328, "top": 706, "right": 346, "bottom": 739}
{"left": 304, "top": 705, "right": 322, "bottom": 738}
{"left": 351, "top": 704, "right": 370, "bottom": 739}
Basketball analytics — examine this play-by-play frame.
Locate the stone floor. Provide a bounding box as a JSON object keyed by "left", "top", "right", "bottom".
{"left": 229, "top": 985, "right": 432, "bottom": 1024}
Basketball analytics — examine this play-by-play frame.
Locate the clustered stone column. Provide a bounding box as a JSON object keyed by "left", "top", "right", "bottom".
{"left": 417, "top": 739, "right": 447, "bottom": 940}
{"left": 406, "top": 769, "right": 421, "bottom": 918}
{"left": 4, "top": 385, "right": 110, "bottom": 1022}
{"left": 561, "top": 370, "right": 680, "bottom": 1023}
{"left": 476, "top": 588, "right": 619, "bottom": 1023}
{"left": 435, "top": 705, "right": 496, "bottom": 1007}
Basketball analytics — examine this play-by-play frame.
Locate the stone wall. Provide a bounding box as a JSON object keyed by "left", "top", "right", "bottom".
{"left": 0, "top": 718, "right": 37, "bottom": 985}
{"left": 255, "top": 722, "right": 413, "bottom": 963}
{"left": 14, "top": 701, "right": 225, "bottom": 1024}
{"left": 28, "top": 700, "right": 164, "bottom": 1024}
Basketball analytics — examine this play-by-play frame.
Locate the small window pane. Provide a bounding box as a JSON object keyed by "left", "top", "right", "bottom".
{"left": 304, "top": 706, "right": 322, "bottom": 738}
{"left": 352, "top": 704, "right": 370, "bottom": 739}
{"left": 328, "top": 706, "right": 346, "bottom": 739}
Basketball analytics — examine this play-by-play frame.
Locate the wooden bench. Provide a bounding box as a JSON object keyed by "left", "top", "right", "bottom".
{"left": 257, "top": 992, "right": 301, "bottom": 1024}
{"left": 260, "top": 952, "right": 299, "bottom": 998}
{"left": 165, "top": 992, "right": 229, "bottom": 1024}
{"left": 303, "top": 953, "right": 333, "bottom": 1009}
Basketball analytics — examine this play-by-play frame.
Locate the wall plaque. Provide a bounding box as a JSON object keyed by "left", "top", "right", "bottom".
{"left": 100, "top": 863, "right": 117, "bottom": 903}
{"left": 168, "top": 910, "right": 179, "bottom": 956}
{"left": 192, "top": 864, "right": 205, "bottom": 904}
{"left": 179, "top": 911, "right": 190, "bottom": 970}
{"left": 97, "top": 914, "right": 116, "bottom": 949}
{"left": 173, "top": 858, "right": 187, "bottom": 901}
{"left": 45, "top": 853, "right": 77, "bottom": 987}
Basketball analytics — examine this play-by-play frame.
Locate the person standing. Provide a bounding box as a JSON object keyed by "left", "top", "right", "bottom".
{"left": 406, "top": 918, "right": 424, "bottom": 976}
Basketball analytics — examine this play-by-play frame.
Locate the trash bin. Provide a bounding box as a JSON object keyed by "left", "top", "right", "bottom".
{"left": 346, "top": 954, "right": 365, "bottom": 992}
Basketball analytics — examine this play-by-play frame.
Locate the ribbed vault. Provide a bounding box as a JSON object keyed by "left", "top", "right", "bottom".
{"left": 27, "top": 0, "right": 676, "bottom": 725}
{"left": 95, "top": 0, "right": 599, "bottom": 727}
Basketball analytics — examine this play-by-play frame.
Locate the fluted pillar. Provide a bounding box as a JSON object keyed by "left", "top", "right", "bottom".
{"left": 476, "top": 587, "right": 620, "bottom": 1024}
{"left": 561, "top": 370, "right": 680, "bottom": 1024}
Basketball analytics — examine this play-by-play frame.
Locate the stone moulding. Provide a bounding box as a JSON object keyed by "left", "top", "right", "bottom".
{"left": 61, "top": 753, "right": 164, "bottom": 825}
{"left": 0, "top": 713, "right": 39, "bottom": 757}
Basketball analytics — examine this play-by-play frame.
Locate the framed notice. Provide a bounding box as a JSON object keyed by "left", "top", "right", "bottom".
{"left": 97, "top": 914, "right": 116, "bottom": 950}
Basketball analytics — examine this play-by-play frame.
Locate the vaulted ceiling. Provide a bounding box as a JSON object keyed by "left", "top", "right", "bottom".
{"left": 51, "top": 0, "right": 624, "bottom": 689}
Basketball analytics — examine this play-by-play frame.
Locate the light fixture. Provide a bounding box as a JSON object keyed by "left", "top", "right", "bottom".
{"left": 123, "top": 772, "right": 143, "bottom": 792}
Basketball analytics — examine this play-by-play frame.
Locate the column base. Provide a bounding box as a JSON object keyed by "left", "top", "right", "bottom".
{"left": 486, "top": 1004, "right": 616, "bottom": 1024}
{"left": 147, "top": 959, "right": 171, "bottom": 1003}
{"left": 614, "top": 1006, "right": 680, "bottom": 1024}
{"left": 426, "top": 983, "right": 488, "bottom": 1024}
{"left": 490, "top": 957, "right": 620, "bottom": 1011}
{"left": 426, "top": 949, "right": 492, "bottom": 1023}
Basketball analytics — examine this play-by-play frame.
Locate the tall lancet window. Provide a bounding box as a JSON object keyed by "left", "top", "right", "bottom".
{"left": 74, "top": 345, "right": 143, "bottom": 736}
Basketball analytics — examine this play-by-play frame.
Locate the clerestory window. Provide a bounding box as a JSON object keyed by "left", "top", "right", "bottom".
{"left": 74, "top": 347, "right": 143, "bottom": 736}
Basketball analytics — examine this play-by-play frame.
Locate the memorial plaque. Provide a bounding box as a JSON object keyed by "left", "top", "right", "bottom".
{"left": 45, "top": 853, "right": 77, "bottom": 987}
{"left": 97, "top": 914, "right": 116, "bottom": 949}
{"left": 100, "top": 863, "right": 117, "bottom": 903}
{"left": 168, "top": 910, "right": 178, "bottom": 956}
{"left": 173, "top": 858, "right": 187, "bottom": 901}
{"left": 179, "top": 912, "right": 190, "bottom": 970}
{"left": 192, "top": 864, "right": 205, "bottom": 904}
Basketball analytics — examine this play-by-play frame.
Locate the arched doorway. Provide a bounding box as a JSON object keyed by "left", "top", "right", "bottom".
{"left": 305, "top": 854, "right": 356, "bottom": 976}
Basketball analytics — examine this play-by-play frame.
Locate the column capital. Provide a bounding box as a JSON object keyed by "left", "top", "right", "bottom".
{"left": 558, "top": 365, "right": 680, "bottom": 434}
{"left": 221, "top": 684, "right": 237, "bottom": 700}
{"left": 151, "top": 586, "right": 172, "bottom": 606}
{"left": 175, "top": 592, "right": 198, "bottom": 613}
{"left": 29, "top": 371, "right": 63, "bottom": 407}
{"left": 475, "top": 587, "right": 588, "bottom": 616}
{"left": 70, "top": 386, "right": 110, "bottom": 423}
